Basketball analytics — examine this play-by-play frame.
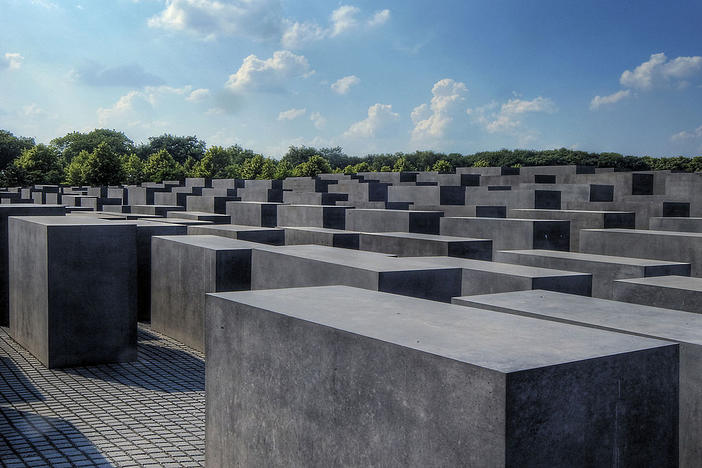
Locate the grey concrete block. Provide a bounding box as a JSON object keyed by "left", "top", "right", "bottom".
{"left": 649, "top": 217, "right": 702, "bottom": 232}
{"left": 226, "top": 201, "right": 281, "bottom": 227}
{"left": 278, "top": 204, "right": 352, "bottom": 230}
{"left": 150, "top": 235, "right": 258, "bottom": 352}
{"left": 358, "top": 232, "right": 492, "bottom": 259}
{"left": 250, "top": 245, "right": 462, "bottom": 302}
{"left": 453, "top": 288, "right": 698, "bottom": 466}
{"left": 495, "top": 249, "right": 690, "bottom": 299}
{"left": 284, "top": 226, "right": 359, "bottom": 249}
{"left": 186, "top": 195, "right": 240, "bottom": 214}
{"left": 346, "top": 208, "right": 443, "bottom": 234}
{"left": 9, "top": 216, "right": 137, "bottom": 368}
{"left": 613, "top": 275, "right": 702, "bottom": 314}
{"left": 206, "top": 286, "right": 678, "bottom": 467}
{"left": 132, "top": 204, "right": 185, "bottom": 217}
{"left": 441, "top": 217, "right": 570, "bottom": 252}
{"left": 188, "top": 224, "right": 285, "bottom": 246}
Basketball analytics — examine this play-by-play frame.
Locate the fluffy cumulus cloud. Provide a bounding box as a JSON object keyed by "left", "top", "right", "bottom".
{"left": 148, "top": 0, "right": 283, "bottom": 41}
{"left": 411, "top": 78, "right": 468, "bottom": 141}
{"left": 468, "top": 95, "right": 557, "bottom": 134}
{"left": 96, "top": 85, "right": 192, "bottom": 127}
{"left": 2, "top": 53, "right": 24, "bottom": 71}
{"left": 368, "top": 9, "right": 390, "bottom": 27}
{"left": 344, "top": 103, "right": 399, "bottom": 138}
{"left": 310, "top": 111, "right": 326, "bottom": 129}
{"left": 331, "top": 75, "right": 360, "bottom": 95}
{"left": 589, "top": 89, "right": 631, "bottom": 110}
{"left": 277, "top": 107, "right": 306, "bottom": 120}
{"left": 225, "top": 50, "right": 312, "bottom": 93}
{"left": 620, "top": 52, "right": 702, "bottom": 90}
{"left": 671, "top": 124, "right": 702, "bottom": 142}
{"left": 72, "top": 62, "right": 164, "bottom": 87}
{"left": 186, "top": 88, "right": 210, "bottom": 102}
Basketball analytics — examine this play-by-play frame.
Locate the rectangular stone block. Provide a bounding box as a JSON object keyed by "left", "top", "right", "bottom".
{"left": 132, "top": 204, "right": 185, "bottom": 217}
{"left": 284, "top": 226, "right": 359, "bottom": 249}
{"left": 186, "top": 195, "right": 240, "bottom": 214}
{"left": 277, "top": 204, "right": 352, "bottom": 230}
{"left": 9, "top": 216, "right": 137, "bottom": 368}
{"left": 166, "top": 210, "right": 231, "bottom": 224}
{"left": 188, "top": 224, "right": 285, "bottom": 246}
{"left": 151, "top": 235, "right": 257, "bottom": 352}
{"left": 251, "top": 245, "right": 462, "bottom": 302}
{"left": 452, "top": 289, "right": 697, "bottom": 466}
{"left": 649, "top": 216, "right": 702, "bottom": 232}
{"left": 226, "top": 201, "right": 281, "bottom": 227}
{"left": 495, "top": 249, "right": 690, "bottom": 299}
{"left": 441, "top": 217, "right": 570, "bottom": 252}
{"left": 358, "top": 232, "right": 492, "bottom": 259}
{"left": 613, "top": 275, "right": 702, "bottom": 315}
{"left": 346, "top": 208, "right": 443, "bottom": 234}
{"left": 206, "top": 286, "right": 678, "bottom": 467}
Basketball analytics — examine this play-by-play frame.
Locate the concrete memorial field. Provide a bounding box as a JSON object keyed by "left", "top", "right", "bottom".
{"left": 2, "top": 166, "right": 701, "bottom": 466}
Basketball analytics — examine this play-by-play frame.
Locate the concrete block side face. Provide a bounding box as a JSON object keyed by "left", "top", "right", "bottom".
{"left": 532, "top": 221, "right": 570, "bottom": 251}
{"left": 476, "top": 206, "right": 506, "bottom": 218}
{"left": 205, "top": 297, "right": 507, "bottom": 468}
{"left": 378, "top": 269, "right": 462, "bottom": 303}
{"left": 259, "top": 204, "right": 277, "bottom": 227}
{"left": 439, "top": 186, "right": 466, "bottom": 205}
{"left": 603, "top": 212, "right": 636, "bottom": 229}
{"left": 322, "top": 207, "right": 346, "bottom": 230}
{"left": 632, "top": 173, "right": 654, "bottom": 195}
{"left": 9, "top": 220, "right": 49, "bottom": 365}
{"left": 461, "top": 273, "right": 531, "bottom": 296}
{"left": 680, "top": 343, "right": 702, "bottom": 466}
{"left": 644, "top": 263, "right": 692, "bottom": 278}
{"left": 215, "top": 250, "right": 252, "bottom": 292}
{"left": 332, "top": 234, "right": 360, "bottom": 250}
{"left": 534, "top": 190, "right": 561, "bottom": 210}
{"left": 663, "top": 202, "right": 690, "bottom": 218}
{"left": 46, "top": 225, "right": 137, "bottom": 368}
{"left": 447, "top": 240, "right": 493, "bottom": 260}
{"left": 505, "top": 346, "right": 679, "bottom": 467}
{"left": 531, "top": 275, "right": 592, "bottom": 296}
{"left": 236, "top": 229, "right": 285, "bottom": 246}
{"left": 408, "top": 212, "right": 442, "bottom": 235}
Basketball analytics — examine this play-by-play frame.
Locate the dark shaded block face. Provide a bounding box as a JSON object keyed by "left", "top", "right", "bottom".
{"left": 408, "top": 213, "right": 442, "bottom": 235}
{"left": 663, "top": 202, "right": 690, "bottom": 218}
{"left": 439, "top": 186, "right": 466, "bottom": 205}
{"left": 385, "top": 202, "right": 411, "bottom": 210}
{"left": 603, "top": 213, "right": 636, "bottom": 229}
{"left": 399, "top": 172, "right": 418, "bottom": 183}
{"left": 267, "top": 189, "right": 284, "bottom": 203}
{"left": 461, "top": 174, "right": 480, "bottom": 186}
{"left": 260, "top": 205, "right": 277, "bottom": 228}
{"left": 576, "top": 165, "right": 596, "bottom": 174}
{"left": 476, "top": 206, "right": 507, "bottom": 218}
{"left": 488, "top": 185, "right": 512, "bottom": 191}
{"left": 332, "top": 234, "right": 360, "bottom": 250}
{"left": 534, "top": 174, "right": 556, "bottom": 184}
{"left": 643, "top": 263, "right": 692, "bottom": 277}
{"left": 534, "top": 190, "right": 561, "bottom": 210}
{"left": 322, "top": 208, "right": 346, "bottom": 230}
{"left": 501, "top": 166, "right": 520, "bottom": 175}
{"left": 632, "top": 173, "right": 654, "bottom": 195}
{"left": 447, "top": 241, "right": 492, "bottom": 261}
{"left": 415, "top": 182, "right": 438, "bottom": 186}
{"left": 531, "top": 275, "right": 591, "bottom": 296}
{"left": 533, "top": 221, "right": 570, "bottom": 251}
{"left": 237, "top": 230, "right": 285, "bottom": 246}
{"left": 590, "top": 184, "right": 614, "bottom": 202}
{"left": 378, "top": 269, "right": 462, "bottom": 302}
{"left": 368, "top": 183, "right": 389, "bottom": 202}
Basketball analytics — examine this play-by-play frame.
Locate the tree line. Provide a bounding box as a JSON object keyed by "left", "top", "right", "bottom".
{"left": 1, "top": 128, "right": 701, "bottom": 186}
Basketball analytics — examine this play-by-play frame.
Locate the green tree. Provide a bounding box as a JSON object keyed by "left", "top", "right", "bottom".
{"left": 352, "top": 161, "right": 371, "bottom": 173}
{"left": 141, "top": 134, "right": 206, "bottom": 164}
{"left": 64, "top": 150, "right": 89, "bottom": 185}
{"left": 143, "top": 149, "right": 184, "bottom": 182}
{"left": 473, "top": 159, "right": 490, "bottom": 167}
{"left": 196, "top": 146, "right": 233, "bottom": 178}
{"left": 282, "top": 145, "right": 318, "bottom": 167}
{"left": 13, "top": 144, "right": 64, "bottom": 185}
{"left": 0, "top": 130, "right": 35, "bottom": 169}
{"left": 240, "top": 155, "right": 265, "bottom": 180}
{"left": 121, "top": 153, "right": 145, "bottom": 185}
{"left": 343, "top": 165, "right": 355, "bottom": 175}
{"left": 273, "top": 159, "right": 293, "bottom": 180}
{"left": 393, "top": 157, "right": 412, "bottom": 172}
{"left": 83, "top": 142, "right": 124, "bottom": 186}
{"left": 51, "top": 129, "right": 134, "bottom": 162}
{"left": 293, "top": 155, "right": 332, "bottom": 177}
{"left": 380, "top": 165, "right": 392, "bottom": 172}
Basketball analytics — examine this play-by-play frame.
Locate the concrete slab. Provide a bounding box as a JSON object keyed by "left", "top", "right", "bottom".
{"left": 358, "top": 232, "right": 492, "bottom": 259}
{"left": 441, "top": 217, "right": 570, "bottom": 252}
{"left": 613, "top": 275, "right": 702, "bottom": 314}
{"left": 649, "top": 217, "right": 702, "bottom": 232}
{"left": 277, "top": 204, "right": 352, "bottom": 230}
{"left": 132, "top": 205, "right": 185, "bottom": 217}
{"left": 188, "top": 224, "right": 285, "bottom": 246}
{"left": 226, "top": 201, "right": 281, "bottom": 227}
{"left": 206, "top": 285, "right": 677, "bottom": 467}
{"left": 346, "top": 208, "right": 443, "bottom": 234}
{"left": 166, "top": 211, "right": 231, "bottom": 224}
{"left": 284, "top": 226, "right": 359, "bottom": 249}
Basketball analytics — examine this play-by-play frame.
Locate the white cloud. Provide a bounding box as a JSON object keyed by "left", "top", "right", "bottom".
{"left": 331, "top": 75, "right": 360, "bottom": 95}
{"left": 310, "top": 111, "right": 326, "bottom": 129}
{"left": 590, "top": 89, "right": 632, "bottom": 110}
{"left": 22, "top": 103, "right": 49, "bottom": 117}
{"left": 671, "top": 124, "right": 702, "bottom": 142}
{"left": 225, "top": 50, "right": 312, "bottom": 93}
{"left": 277, "top": 107, "right": 306, "bottom": 120}
{"left": 186, "top": 88, "right": 210, "bottom": 102}
{"left": 368, "top": 9, "right": 390, "bottom": 27}
{"left": 330, "top": 5, "right": 360, "bottom": 37}
{"left": 620, "top": 52, "right": 702, "bottom": 90}
{"left": 468, "top": 95, "right": 557, "bottom": 134}
{"left": 2, "top": 53, "right": 24, "bottom": 71}
{"left": 148, "top": 0, "right": 283, "bottom": 41}
{"left": 411, "top": 78, "right": 468, "bottom": 141}
{"left": 281, "top": 20, "right": 326, "bottom": 49}
{"left": 97, "top": 85, "right": 193, "bottom": 126}
{"left": 344, "top": 103, "right": 399, "bottom": 138}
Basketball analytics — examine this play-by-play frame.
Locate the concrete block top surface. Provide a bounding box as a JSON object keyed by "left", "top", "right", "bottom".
{"left": 510, "top": 209, "right": 635, "bottom": 215}
{"left": 209, "top": 286, "right": 672, "bottom": 373}
{"left": 584, "top": 228, "right": 702, "bottom": 238}
{"left": 455, "top": 289, "right": 702, "bottom": 345}
{"left": 283, "top": 226, "right": 360, "bottom": 234}
{"left": 192, "top": 224, "right": 283, "bottom": 232}
{"left": 405, "top": 256, "right": 588, "bottom": 278}
{"left": 0, "top": 204, "right": 65, "bottom": 211}
{"left": 499, "top": 249, "right": 691, "bottom": 267}
{"left": 152, "top": 234, "right": 265, "bottom": 250}
{"left": 350, "top": 208, "right": 442, "bottom": 214}
{"left": 158, "top": 218, "right": 213, "bottom": 225}
{"left": 361, "top": 231, "right": 489, "bottom": 242}
{"left": 281, "top": 204, "right": 351, "bottom": 209}
{"left": 227, "top": 201, "right": 283, "bottom": 206}
{"left": 8, "top": 215, "right": 125, "bottom": 227}
{"left": 616, "top": 275, "right": 702, "bottom": 291}
{"left": 444, "top": 216, "right": 569, "bottom": 224}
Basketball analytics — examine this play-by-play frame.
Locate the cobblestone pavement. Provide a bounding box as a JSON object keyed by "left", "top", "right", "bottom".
{"left": 0, "top": 325, "right": 205, "bottom": 467}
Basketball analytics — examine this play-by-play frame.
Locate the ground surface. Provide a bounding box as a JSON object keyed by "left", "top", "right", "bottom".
{"left": 0, "top": 325, "right": 205, "bottom": 467}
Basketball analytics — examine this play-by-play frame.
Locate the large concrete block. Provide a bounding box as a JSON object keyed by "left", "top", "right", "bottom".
{"left": 277, "top": 204, "right": 352, "bottom": 230}
{"left": 346, "top": 208, "right": 443, "bottom": 234}
{"left": 613, "top": 275, "right": 702, "bottom": 314}
{"left": 206, "top": 286, "right": 678, "bottom": 467}
{"left": 251, "top": 245, "right": 462, "bottom": 302}
{"left": 441, "top": 217, "right": 570, "bottom": 252}
{"left": 9, "top": 216, "right": 137, "bottom": 368}
{"left": 284, "top": 226, "right": 359, "bottom": 249}
{"left": 358, "top": 232, "right": 492, "bottom": 259}
{"left": 186, "top": 195, "right": 240, "bottom": 214}
{"left": 188, "top": 224, "right": 285, "bottom": 246}
{"left": 150, "top": 235, "right": 258, "bottom": 352}
{"left": 406, "top": 256, "right": 592, "bottom": 296}
{"left": 453, "top": 289, "right": 698, "bottom": 466}
{"left": 0, "top": 204, "right": 65, "bottom": 326}
{"left": 649, "top": 217, "right": 702, "bottom": 232}
{"left": 494, "top": 249, "right": 690, "bottom": 299}
{"left": 226, "top": 201, "right": 281, "bottom": 227}
{"left": 132, "top": 204, "right": 185, "bottom": 217}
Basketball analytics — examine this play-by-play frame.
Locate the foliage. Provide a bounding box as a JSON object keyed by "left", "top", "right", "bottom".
{"left": 393, "top": 157, "right": 412, "bottom": 172}
{"left": 293, "top": 155, "right": 332, "bottom": 177}
{"left": 380, "top": 165, "right": 392, "bottom": 172}
{"left": 240, "top": 155, "right": 277, "bottom": 180}
{"left": 12, "top": 144, "right": 64, "bottom": 185}
{"left": 282, "top": 145, "right": 318, "bottom": 167}
{"left": 352, "top": 161, "right": 371, "bottom": 173}
{"left": 143, "top": 149, "right": 184, "bottom": 182}
{"left": 64, "top": 150, "right": 90, "bottom": 185}
{"left": 274, "top": 159, "right": 294, "bottom": 180}
{"left": 82, "top": 142, "right": 124, "bottom": 186}
{"left": 194, "top": 146, "right": 232, "bottom": 179}
{"left": 51, "top": 129, "right": 134, "bottom": 162}
{"left": 343, "top": 165, "right": 355, "bottom": 175}
{"left": 0, "top": 130, "right": 35, "bottom": 170}
{"left": 473, "top": 159, "right": 490, "bottom": 167}
{"left": 121, "top": 154, "right": 145, "bottom": 185}
{"left": 139, "top": 134, "right": 206, "bottom": 164}
{"left": 432, "top": 159, "right": 453, "bottom": 173}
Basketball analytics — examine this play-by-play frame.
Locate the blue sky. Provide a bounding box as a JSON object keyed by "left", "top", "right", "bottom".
{"left": 1, "top": 0, "right": 701, "bottom": 157}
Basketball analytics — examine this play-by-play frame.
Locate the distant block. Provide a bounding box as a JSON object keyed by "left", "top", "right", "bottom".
{"left": 9, "top": 216, "right": 136, "bottom": 368}
{"left": 359, "top": 232, "right": 492, "bottom": 259}
{"left": 649, "top": 217, "right": 702, "bottom": 232}
{"left": 589, "top": 184, "right": 614, "bottom": 202}
{"left": 346, "top": 209, "right": 443, "bottom": 235}
{"left": 226, "top": 201, "right": 281, "bottom": 227}
{"left": 151, "top": 235, "right": 257, "bottom": 352}
{"left": 188, "top": 224, "right": 285, "bottom": 246}
{"left": 132, "top": 204, "right": 185, "bottom": 217}
{"left": 534, "top": 190, "right": 561, "bottom": 209}
{"left": 663, "top": 202, "right": 690, "bottom": 217}
{"left": 441, "top": 217, "right": 570, "bottom": 252}
{"left": 206, "top": 286, "right": 678, "bottom": 467}
{"left": 613, "top": 275, "right": 702, "bottom": 314}
{"left": 166, "top": 210, "right": 231, "bottom": 224}
{"left": 284, "top": 226, "right": 359, "bottom": 249}
{"left": 277, "top": 205, "right": 352, "bottom": 230}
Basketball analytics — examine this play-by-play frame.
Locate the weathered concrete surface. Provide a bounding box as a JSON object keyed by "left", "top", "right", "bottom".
{"left": 166, "top": 210, "right": 231, "bottom": 224}
{"left": 346, "top": 208, "right": 443, "bottom": 235}
{"left": 151, "top": 235, "right": 258, "bottom": 352}
{"left": 132, "top": 205, "right": 185, "bottom": 217}
{"left": 9, "top": 216, "right": 137, "bottom": 368}
{"left": 405, "top": 256, "right": 592, "bottom": 296}
{"left": 649, "top": 217, "right": 702, "bottom": 232}
{"left": 188, "top": 224, "right": 285, "bottom": 246}
{"left": 277, "top": 204, "right": 352, "bottom": 230}
{"left": 453, "top": 289, "right": 699, "bottom": 466}
{"left": 0, "top": 204, "right": 66, "bottom": 326}
{"left": 495, "top": 249, "right": 690, "bottom": 299}
{"left": 206, "top": 286, "right": 678, "bottom": 467}
{"left": 250, "top": 245, "right": 462, "bottom": 302}
{"left": 226, "top": 201, "right": 281, "bottom": 227}
{"left": 613, "top": 275, "right": 702, "bottom": 314}
{"left": 284, "top": 226, "right": 360, "bottom": 249}
{"left": 441, "top": 217, "right": 570, "bottom": 253}
{"left": 358, "top": 232, "right": 492, "bottom": 259}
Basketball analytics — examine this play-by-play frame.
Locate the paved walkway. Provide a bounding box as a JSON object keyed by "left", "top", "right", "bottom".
{"left": 0, "top": 325, "right": 205, "bottom": 467}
